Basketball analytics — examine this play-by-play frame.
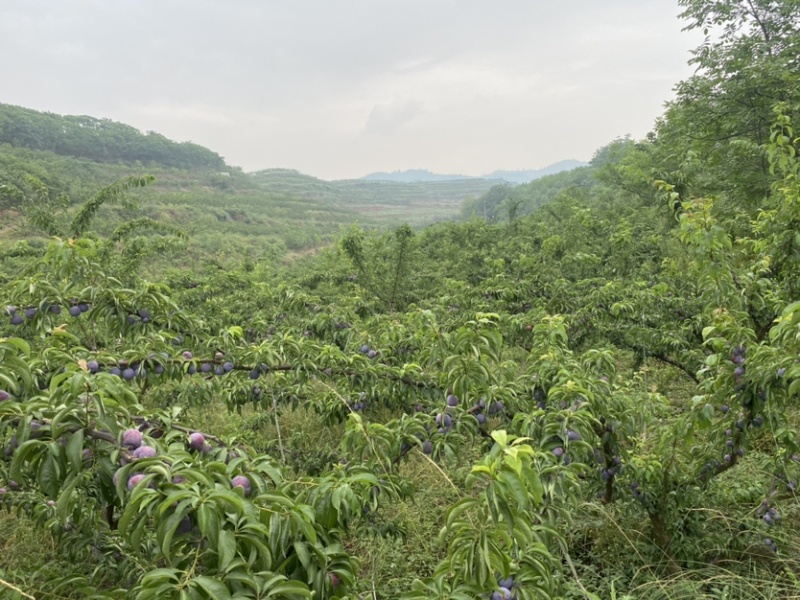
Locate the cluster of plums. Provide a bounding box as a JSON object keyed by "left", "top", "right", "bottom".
{"left": 76, "top": 351, "right": 245, "bottom": 381}
{"left": 758, "top": 500, "right": 782, "bottom": 526}
{"left": 630, "top": 481, "right": 648, "bottom": 505}
{"left": 116, "top": 428, "right": 251, "bottom": 495}
{"left": 88, "top": 356, "right": 167, "bottom": 380}
{"left": 487, "top": 574, "right": 516, "bottom": 599}
{"left": 469, "top": 396, "right": 504, "bottom": 426}
{"left": 418, "top": 393, "right": 507, "bottom": 454}
{"left": 3, "top": 303, "right": 162, "bottom": 327}
{"left": 248, "top": 363, "right": 271, "bottom": 379}
{"left": 720, "top": 427, "right": 746, "bottom": 463}
{"left": 126, "top": 308, "right": 152, "bottom": 324}
{"left": 549, "top": 431, "right": 587, "bottom": 467}
{"left": 598, "top": 454, "right": 622, "bottom": 481}
{"left": 700, "top": 459, "right": 722, "bottom": 477}
{"left": 348, "top": 391, "right": 368, "bottom": 412}
{"left": 419, "top": 394, "right": 460, "bottom": 454}
{"left": 435, "top": 411, "right": 454, "bottom": 433}
{"left": 181, "top": 351, "right": 235, "bottom": 376}
{"left": 0, "top": 480, "right": 21, "bottom": 495}
{"left": 4, "top": 302, "right": 90, "bottom": 324}
{"left": 358, "top": 344, "right": 377, "bottom": 359}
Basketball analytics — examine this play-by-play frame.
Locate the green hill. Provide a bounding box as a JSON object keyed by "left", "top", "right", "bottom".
{"left": 0, "top": 104, "right": 505, "bottom": 271}
{"left": 0, "top": 103, "right": 225, "bottom": 170}
{"left": 249, "top": 168, "right": 499, "bottom": 226}
{"left": 0, "top": 143, "right": 376, "bottom": 274}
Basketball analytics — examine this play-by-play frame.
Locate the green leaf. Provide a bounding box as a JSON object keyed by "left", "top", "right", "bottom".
{"left": 491, "top": 430, "right": 508, "bottom": 448}
{"left": 66, "top": 428, "right": 84, "bottom": 475}
{"left": 217, "top": 529, "right": 236, "bottom": 572}
{"left": 190, "top": 576, "right": 232, "bottom": 600}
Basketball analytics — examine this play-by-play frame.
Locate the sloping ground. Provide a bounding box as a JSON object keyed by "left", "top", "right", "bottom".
{"left": 249, "top": 169, "right": 500, "bottom": 225}
{"left": 0, "top": 145, "right": 377, "bottom": 273}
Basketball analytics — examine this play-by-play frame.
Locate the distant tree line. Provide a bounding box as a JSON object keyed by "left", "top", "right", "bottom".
{"left": 0, "top": 103, "right": 226, "bottom": 171}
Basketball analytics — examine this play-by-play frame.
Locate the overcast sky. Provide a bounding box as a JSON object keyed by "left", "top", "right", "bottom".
{"left": 1, "top": 1, "right": 703, "bottom": 180}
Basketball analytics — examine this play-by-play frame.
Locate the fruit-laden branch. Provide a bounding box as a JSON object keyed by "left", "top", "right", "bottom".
{"left": 91, "top": 356, "right": 437, "bottom": 390}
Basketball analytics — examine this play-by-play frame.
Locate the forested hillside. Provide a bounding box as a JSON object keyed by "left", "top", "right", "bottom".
{"left": 460, "top": 162, "right": 598, "bottom": 222}
{"left": 0, "top": 103, "right": 226, "bottom": 170}
{"left": 1, "top": 1, "right": 800, "bottom": 599}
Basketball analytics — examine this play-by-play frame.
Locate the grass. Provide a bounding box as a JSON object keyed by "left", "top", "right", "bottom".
{"left": 0, "top": 509, "right": 63, "bottom": 599}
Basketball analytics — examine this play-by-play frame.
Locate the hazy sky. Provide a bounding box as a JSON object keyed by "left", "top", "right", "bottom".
{"left": 1, "top": 1, "right": 703, "bottom": 180}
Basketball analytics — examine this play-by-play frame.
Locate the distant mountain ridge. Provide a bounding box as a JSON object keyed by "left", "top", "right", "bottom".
{"left": 362, "top": 159, "right": 587, "bottom": 184}
{"left": 362, "top": 169, "right": 490, "bottom": 183}
{"left": 484, "top": 160, "right": 587, "bottom": 183}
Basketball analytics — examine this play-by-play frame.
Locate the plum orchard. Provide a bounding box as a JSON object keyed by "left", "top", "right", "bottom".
{"left": 0, "top": 334, "right": 358, "bottom": 599}
{"left": 1, "top": 119, "right": 800, "bottom": 598}
{"left": 0, "top": 236, "right": 583, "bottom": 598}
{"left": 2, "top": 70, "right": 800, "bottom": 600}
{"left": 0, "top": 236, "right": 563, "bottom": 598}
{"left": 3, "top": 165, "right": 800, "bottom": 599}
